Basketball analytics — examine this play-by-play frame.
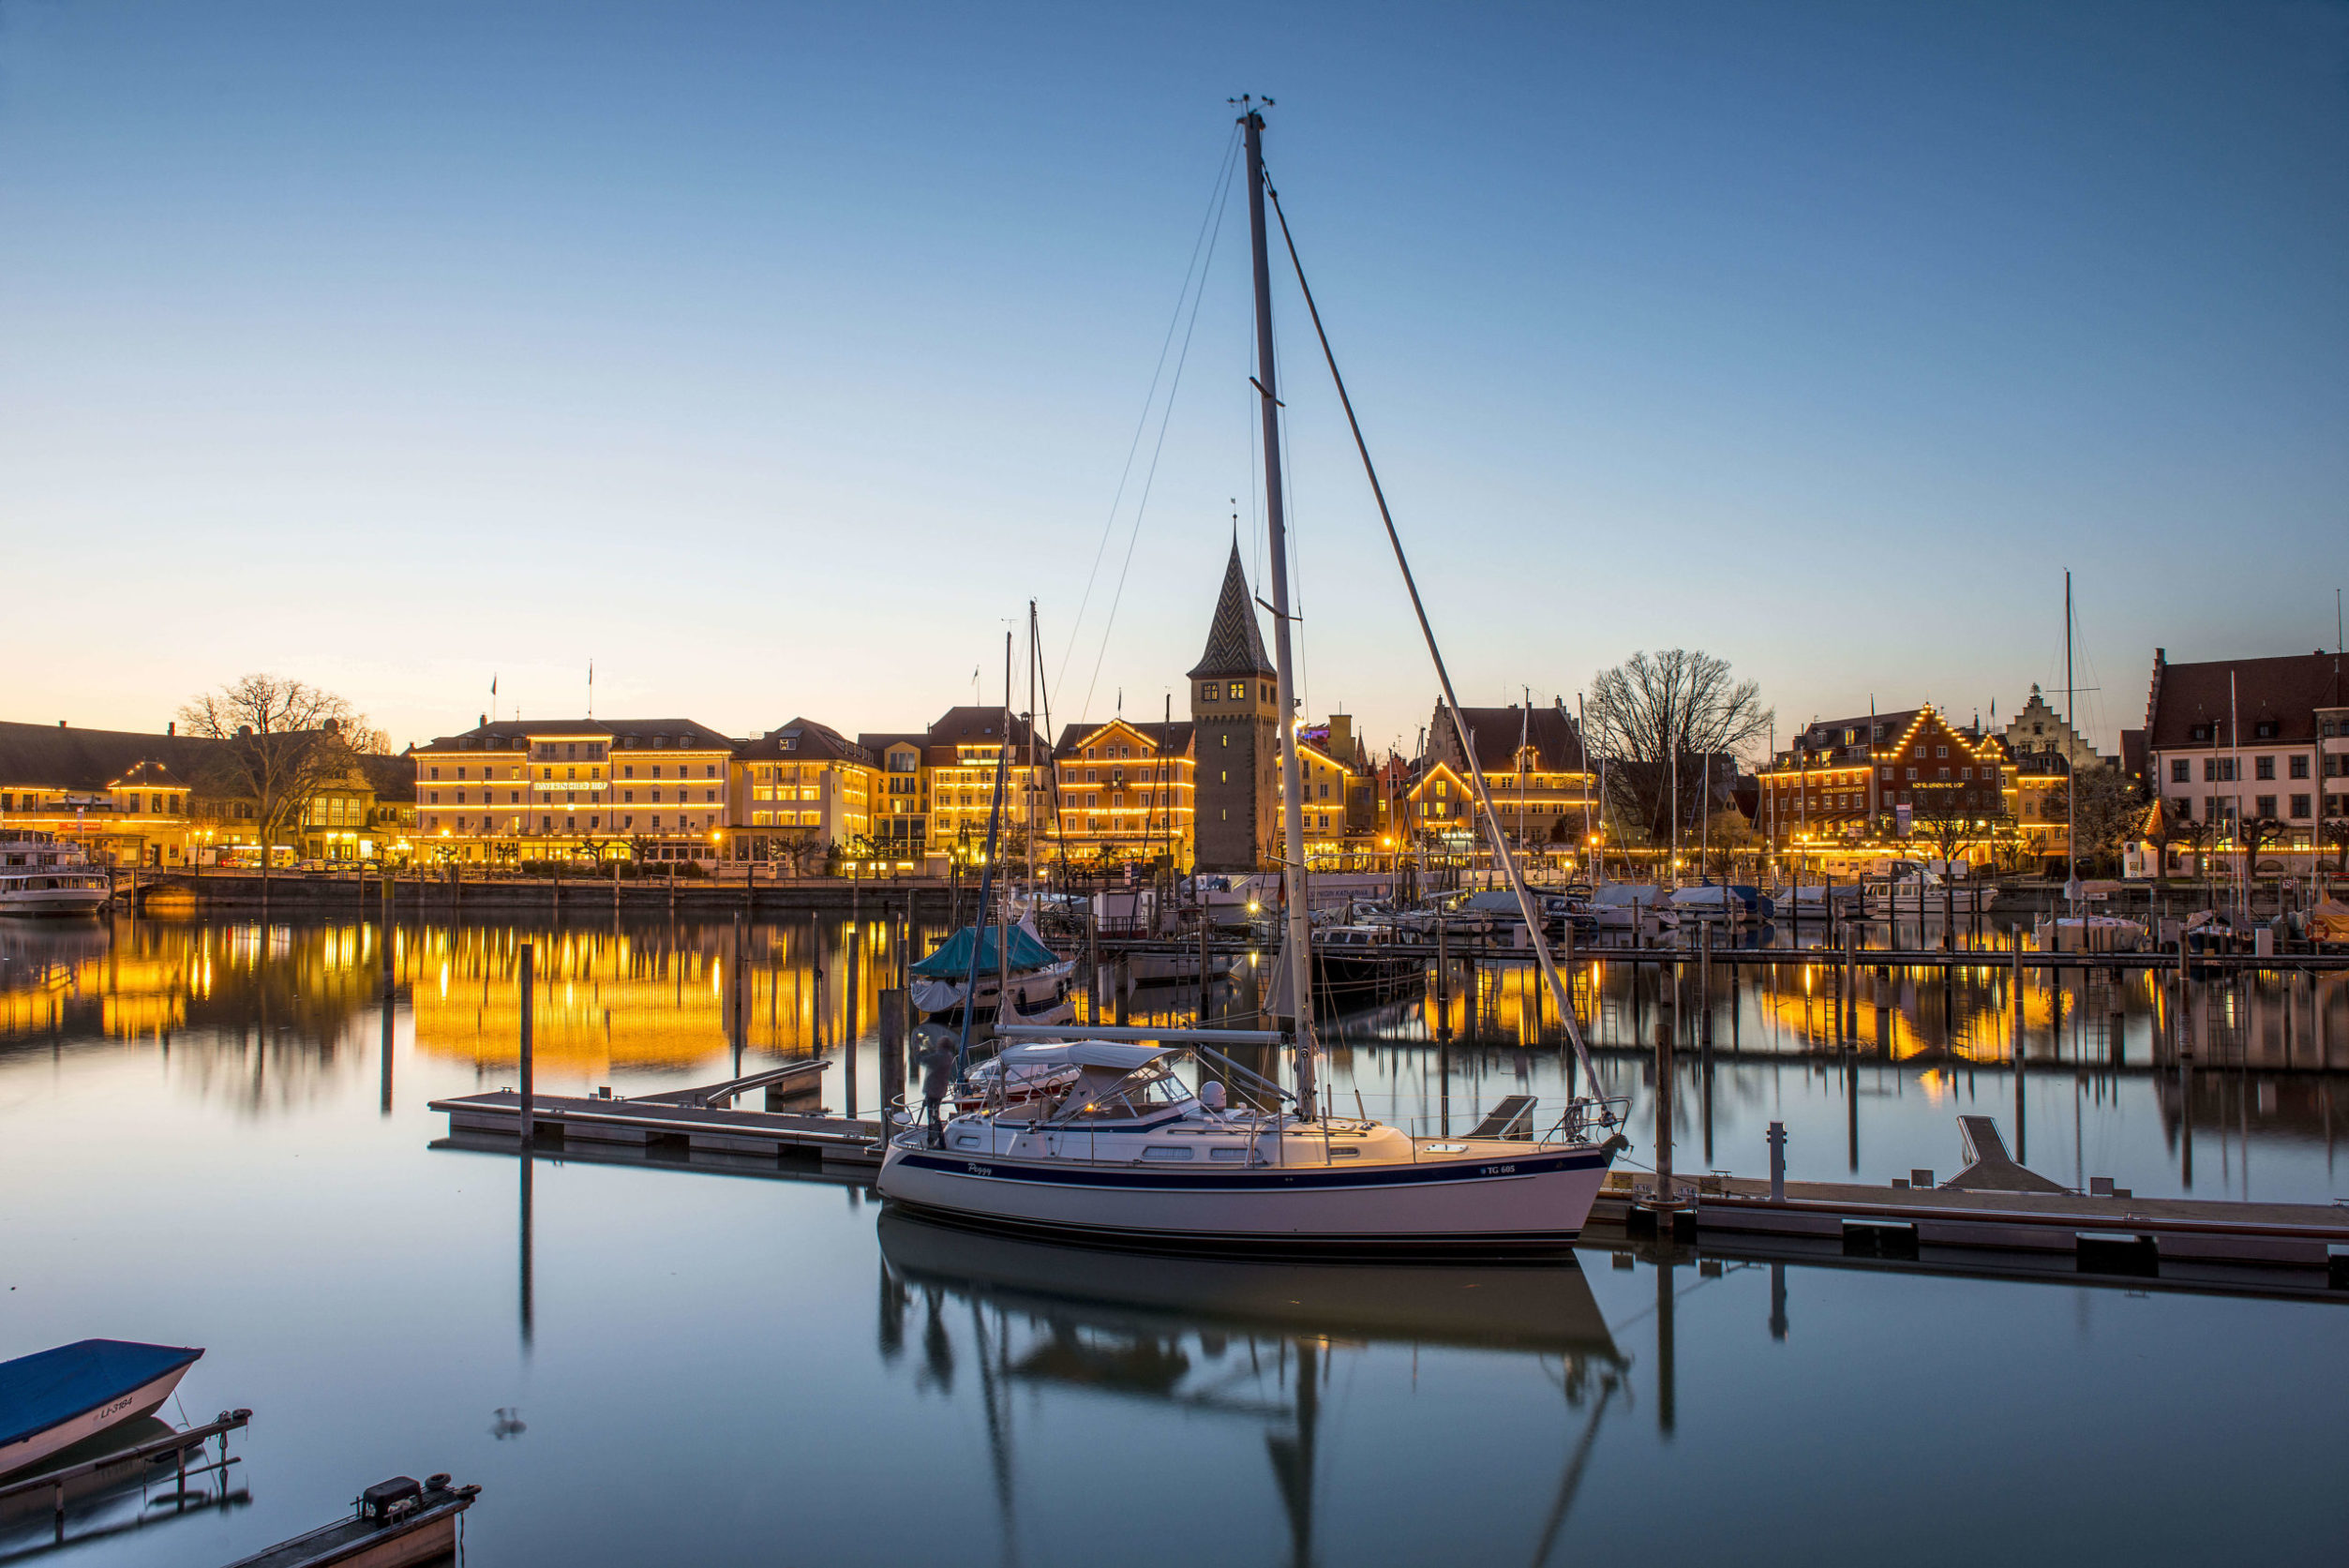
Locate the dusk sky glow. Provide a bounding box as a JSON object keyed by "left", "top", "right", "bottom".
{"left": 5, "top": 1, "right": 2344, "bottom": 760}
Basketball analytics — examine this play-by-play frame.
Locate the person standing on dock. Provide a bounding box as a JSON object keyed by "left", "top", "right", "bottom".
{"left": 917, "top": 1035, "right": 959, "bottom": 1148}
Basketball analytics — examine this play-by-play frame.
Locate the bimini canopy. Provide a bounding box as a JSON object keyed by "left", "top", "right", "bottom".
{"left": 986, "top": 1040, "right": 1177, "bottom": 1072}
{"left": 909, "top": 922, "right": 1061, "bottom": 978}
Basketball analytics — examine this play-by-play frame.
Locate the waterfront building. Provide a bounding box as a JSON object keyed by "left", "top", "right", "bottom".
{"left": 411, "top": 717, "right": 736, "bottom": 862}
{"left": 917, "top": 707, "right": 1049, "bottom": 869}
{"left": 2142, "top": 647, "right": 2349, "bottom": 870}
{"left": 1051, "top": 717, "right": 1195, "bottom": 867}
{"left": 1276, "top": 715, "right": 1380, "bottom": 866}
{"left": 859, "top": 733, "right": 930, "bottom": 857}
{"left": 1757, "top": 704, "right": 2016, "bottom": 864}
{"left": 1189, "top": 543, "right": 1280, "bottom": 873}
{"left": 726, "top": 720, "right": 876, "bottom": 870}
{"left": 2001, "top": 684, "right": 2107, "bottom": 772}
{"left": 0, "top": 720, "right": 209, "bottom": 867}
{"left": 1421, "top": 702, "right": 1594, "bottom": 858}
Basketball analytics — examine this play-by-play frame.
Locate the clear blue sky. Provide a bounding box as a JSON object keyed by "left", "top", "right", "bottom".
{"left": 4, "top": 1, "right": 2343, "bottom": 760}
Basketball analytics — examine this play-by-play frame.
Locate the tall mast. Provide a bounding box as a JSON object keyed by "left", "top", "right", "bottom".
{"left": 1026, "top": 600, "right": 1039, "bottom": 895}
{"left": 2064, "top": 569, "right": 2077, "bottom": 912}
{"left": 1242, "top": 102, "right": 1319, "bottom": 1116}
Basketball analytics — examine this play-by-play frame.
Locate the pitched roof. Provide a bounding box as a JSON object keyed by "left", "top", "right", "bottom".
{"left": 357, "top": 754, "right": 417, "bottom": 803}
{"left": 1429, "top": 704, "right": 1588, "bottom": 775}
{"left": 2145, "top": 650, "right": 2349, "bottom": 749}
{"left": 415, "top": 718, "right": 736, "bottom": 754}
{"left": 1054, "top": 718, "right": 1195, "bottom": 757}
{"left": 0, "top": 721, "right": 212, "bottom": 794}
{"left": 735, "top": 719, "right": 872, "bottom": 766}
{"left": 857, "top": 732, "right": 926, "bottom": 756}
{"left": 922, "top": 707, "right": 1045, "bottom": 764}
{"left": 1188, "top": 542, "right": 1274, "bottom": 680}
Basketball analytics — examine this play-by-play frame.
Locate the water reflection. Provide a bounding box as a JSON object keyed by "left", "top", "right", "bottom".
{"left": 4, "top": 914, "right": 2344, "bottom": 1203}
{"left": 877, "top": 1212, "right": 1624, "bottom": 1567}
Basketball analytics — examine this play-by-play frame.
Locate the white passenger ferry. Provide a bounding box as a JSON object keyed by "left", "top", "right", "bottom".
{"left": 0, "top": 832, "right": 112, "bottom": 916}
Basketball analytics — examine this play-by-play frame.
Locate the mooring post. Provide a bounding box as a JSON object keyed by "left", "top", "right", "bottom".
{"left": 1767, "top": 1119, "right": 1787, "bottom": 1202}
{"left": 1698, "top": 918, "right": 1713, "bottom": 1050}
{"left": 877, "top": 985, "right": 905, "bottom": 1135}
{"left": 518, "top": 940, "right": 534, "bottom": 1155}
{"left": 1199, "top": 919, "right": 1212, "bottom": 1028}
{"left": 1436, "top": 919, "right": 1450, "bottom": 1039}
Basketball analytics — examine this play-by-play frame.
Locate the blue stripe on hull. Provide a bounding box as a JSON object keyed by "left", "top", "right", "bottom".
{"left": 889, "top": 1147, "right": 1607, "bottom": 1192}
{"left": 883, "top": 1197, "right": 1585, "bottom": 1260}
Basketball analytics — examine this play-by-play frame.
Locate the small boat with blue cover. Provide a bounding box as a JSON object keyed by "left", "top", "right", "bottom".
{"left": 0, "top": 1339, "right": 202, "bottom": 1477}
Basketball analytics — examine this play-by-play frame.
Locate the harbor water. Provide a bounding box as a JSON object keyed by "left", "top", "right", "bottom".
{"left": 4, "top": 912, "right": 2345, "bottom": 1566}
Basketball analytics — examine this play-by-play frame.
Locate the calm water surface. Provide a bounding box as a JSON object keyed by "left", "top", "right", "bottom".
{"left": 4, "top": 914, "right": 2344, "bottom": 1566}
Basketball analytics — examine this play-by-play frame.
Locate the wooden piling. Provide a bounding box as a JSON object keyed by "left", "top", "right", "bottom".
{"left": 518, "top": 941, "right": 534, "bottom": 1155}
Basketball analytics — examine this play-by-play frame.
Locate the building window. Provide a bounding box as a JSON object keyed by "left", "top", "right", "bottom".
{"left": 2289, "top": 755, "right": 2310, "bottom": 779}
{"left": 2255, "top": 756, "right": 2275, "bottom": 781}
{"left": 2172, "top": 797, "right": 2192, "bottom": 820}
{"left": 2290, "top": 794, "right": 2312, "bottom": 818}
{"left": 1905, "top": 769, "right": 1918, "bottom": 782}
{"left": 2171, "top": 759, "right": 2190, "bottom": 784}
{"left": 2255, "top": 795, "right": 2277, "bottom": 818}
{"left": 1229, "top": 682, "right": 1245, "bottom": 700}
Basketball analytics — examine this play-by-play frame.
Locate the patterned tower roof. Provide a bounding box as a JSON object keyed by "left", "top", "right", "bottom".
{"left": 1187, "top": 542, "right": 1274, "bottom": 680}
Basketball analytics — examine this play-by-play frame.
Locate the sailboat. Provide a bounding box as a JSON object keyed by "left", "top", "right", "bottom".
{"left": 875, "top": 104, "right": 1625, "bottom": 1252}
{"left": 906, "top": 918, "right": 1073, "bottom": 1020}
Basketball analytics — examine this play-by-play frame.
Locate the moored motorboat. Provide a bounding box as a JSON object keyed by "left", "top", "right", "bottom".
{"left": 0, "top": 1340, "right": 203, "bottom": 1478}
{"left": 0, "top": 835, "right": 111, "bottom": 917}
{"left": 221, "top": 1473, "right": 479, "bottom": 1568}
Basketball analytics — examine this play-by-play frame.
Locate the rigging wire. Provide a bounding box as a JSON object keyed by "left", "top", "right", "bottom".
{"left": 1075, "top": 137, "right": 1239, "bottom": 724}
{"left": 1054, "top": 124, "right": 1242, "bottom": 712}
{"left": 1260, "top": 165, "right": 1602, "bottom": 1089}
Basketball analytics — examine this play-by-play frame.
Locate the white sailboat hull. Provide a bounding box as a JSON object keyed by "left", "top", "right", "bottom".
{"left": 909, "top": 961, "right": 1073, "bottom": 1019}
{"left": 876, "top": 1139, "right": 1610, "bottom": 1255}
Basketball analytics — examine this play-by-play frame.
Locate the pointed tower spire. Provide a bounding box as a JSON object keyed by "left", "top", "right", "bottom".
{"left": 1189, "top": 540, "right": 1275, "bottom": 680}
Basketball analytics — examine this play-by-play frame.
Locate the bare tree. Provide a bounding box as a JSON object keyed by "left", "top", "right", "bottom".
{"left": 1582, "top": 650, "right": 1772, "bottom": 844}
{"left": 2321, "top": 815, "right": 2349, "bottom": 875}
{"left": 2166, "top": 807, "right": 2214, "bottom": 881}
{"left": 2043, "top": 765, "right": 2141, "bottom": 875}
{"left": 178, "top": 676, "right": 380, "bottom": 867}
{"left": 2237, "top": 815, "right": 2287, "bottom": 879}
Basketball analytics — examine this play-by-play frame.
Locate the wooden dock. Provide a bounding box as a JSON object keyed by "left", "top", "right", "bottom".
{"left": 1590, "top": 1170, "right": 2349, "bottom": 1298}
{"left": 428, "top": 1078, "right": 883, "bottom": 1171}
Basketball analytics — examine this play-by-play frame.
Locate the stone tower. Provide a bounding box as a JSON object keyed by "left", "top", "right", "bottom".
{"left": 1188, "top": 542, "right": 1279, "bottom": 873}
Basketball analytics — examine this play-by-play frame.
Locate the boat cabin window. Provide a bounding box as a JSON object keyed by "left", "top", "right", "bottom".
{"left": 1055, "top": 1062, "right": 1190, "bottom": 1121}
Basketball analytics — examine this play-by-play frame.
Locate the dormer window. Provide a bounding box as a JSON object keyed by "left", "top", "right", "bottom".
{"left": 2254, "top": 721, "right": 2278, "bottom": 739}
{"left": 2190, "top": 724, "right": 2210, "bottom": 742}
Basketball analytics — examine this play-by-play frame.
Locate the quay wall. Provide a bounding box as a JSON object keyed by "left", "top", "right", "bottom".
{"left": 132, "top": 872, "right": 958, "bottom": 918}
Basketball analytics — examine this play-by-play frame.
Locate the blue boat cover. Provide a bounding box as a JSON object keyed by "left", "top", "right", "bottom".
{"left": 909, "top": 923, "right": 1060, "bottom": 978}
{"left": 0, "top": 1340, "right": 202, "bottom": 1450}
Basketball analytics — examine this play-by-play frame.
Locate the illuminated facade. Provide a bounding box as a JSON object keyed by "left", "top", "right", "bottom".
{"left": 1757, "top": 704, "right": 2016, "bottom": 862}
{"left": 919, "top": 707, "right": 1049, "bottom": 866}
{"left": 412, "top": 717, "right": 736, "bottom": 861}
{"left": 1051, "top": 717, "right": 1195, "bottom": 866}
{"left": 726, "top": 719, "right": 876, "bottom": 867}
{"left": 1420, "top": 702, "right": 1594, "bottom": 857}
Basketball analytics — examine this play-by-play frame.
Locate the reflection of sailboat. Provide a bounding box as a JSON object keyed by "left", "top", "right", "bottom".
{"left": 878, "top": 1209, "right": 1622, "bottom": 1355}
{"left": 877, "top": 1210, "right": 1623, "bottom": 1568}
